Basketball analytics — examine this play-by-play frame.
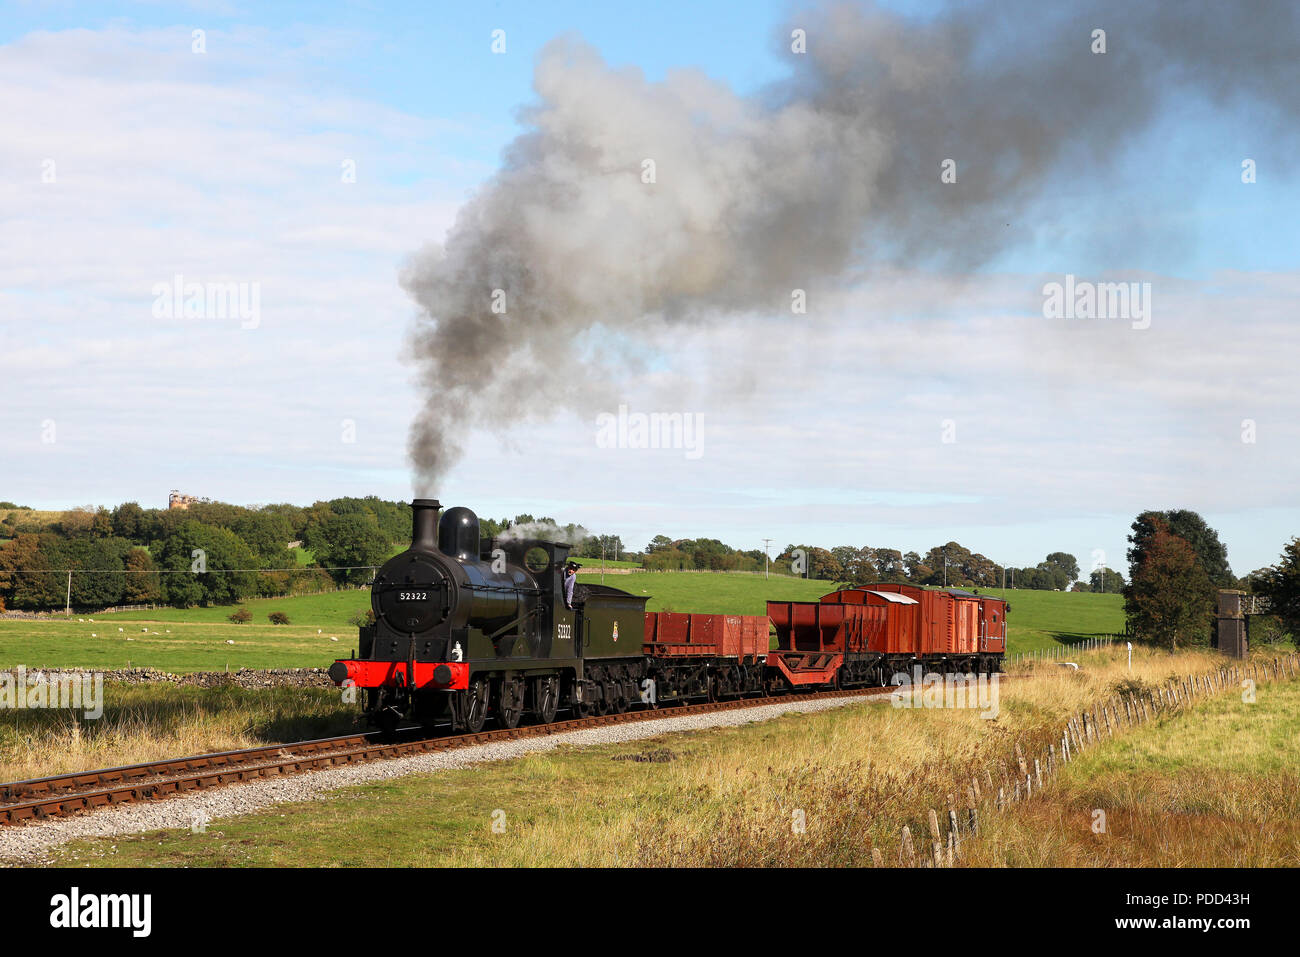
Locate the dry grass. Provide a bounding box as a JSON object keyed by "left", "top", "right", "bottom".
{"left": 962, "top": 662, "right": 1300, "bottom": 867}
{"left": 0, "top": 684, "right": 360, "bottom": 782}
{"left": 447, "top": 646, "right": 1253, "bottom": 866}
{"left": 38, "top": 647, "right": 1297, "bottom": 868}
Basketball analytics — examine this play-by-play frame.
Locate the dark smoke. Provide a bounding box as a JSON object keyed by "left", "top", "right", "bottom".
{"left": 401, "top": 0, "right": 1300, "bottom": 491}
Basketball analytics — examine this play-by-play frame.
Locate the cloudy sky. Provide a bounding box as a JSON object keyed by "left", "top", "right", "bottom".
{"left": 2, "top": 0, "right": 1298, "bottom": 577}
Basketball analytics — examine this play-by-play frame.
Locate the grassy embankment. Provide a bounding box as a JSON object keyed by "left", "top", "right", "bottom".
{"left": 33, "top": 645, "right": 1294, "bottom": 868}
{"left": 962, "top": 662, "right": 1300, "bottom": 866}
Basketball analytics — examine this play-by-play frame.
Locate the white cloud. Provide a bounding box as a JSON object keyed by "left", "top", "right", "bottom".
{"left": 1, "top": 24, "right": 1296, "bottom": 578}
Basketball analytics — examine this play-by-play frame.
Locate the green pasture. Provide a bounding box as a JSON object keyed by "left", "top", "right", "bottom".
{"left": 0, "top": 574, "right": 1124, "bottom": 672}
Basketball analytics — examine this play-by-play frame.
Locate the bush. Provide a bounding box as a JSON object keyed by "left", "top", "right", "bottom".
{"left": 347, "top": 608, "right": 375, "bottom": 628}
{"left": 228, "top": 607, "right": 252, "bottom": 624}
{"left": 267, "top": 611, "right": 290, "bottom": 625}
{"left": 1110, "top": 676, "right": 1153, "bottom": 698}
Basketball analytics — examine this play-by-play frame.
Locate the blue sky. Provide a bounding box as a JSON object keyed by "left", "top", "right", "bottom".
{"left": 2, "top": 0, "right": 1298, "bottom": 578}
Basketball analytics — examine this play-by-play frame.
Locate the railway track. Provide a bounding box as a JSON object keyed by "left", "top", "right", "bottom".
{"left": 0, "top": 685, "right": 900, "bottom": 827}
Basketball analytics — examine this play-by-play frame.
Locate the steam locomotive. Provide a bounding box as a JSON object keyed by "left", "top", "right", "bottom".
{"left": 328, "top": 499, "right": 1006, "bottom": 733}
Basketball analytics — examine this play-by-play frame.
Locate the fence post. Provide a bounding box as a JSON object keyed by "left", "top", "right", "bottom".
{"left": 928, "top": 809, "right": 943, "bottom": 866}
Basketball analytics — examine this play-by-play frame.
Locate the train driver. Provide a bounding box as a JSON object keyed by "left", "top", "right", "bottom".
{"left": 563, "top": 561, "right": 581, "bottom": 609}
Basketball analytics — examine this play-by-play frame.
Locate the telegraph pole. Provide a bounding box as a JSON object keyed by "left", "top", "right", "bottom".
{"left": 762, "top": 539, "right": 773, "bottom": 580}
{"left": 65, "top": 570, "right": 72, "bottom": 617}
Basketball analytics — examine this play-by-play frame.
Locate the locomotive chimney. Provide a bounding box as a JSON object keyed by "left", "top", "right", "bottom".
{"left": 411, "top": 498, "right": 442, "bottom": 551}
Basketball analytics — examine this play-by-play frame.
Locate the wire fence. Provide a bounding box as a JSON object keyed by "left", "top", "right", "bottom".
{"left": 1005, "top": 636, "right": 1124, "bottom": 666}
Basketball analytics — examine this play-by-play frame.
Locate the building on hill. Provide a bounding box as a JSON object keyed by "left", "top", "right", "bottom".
{"left": 168, "top": 490, "right": 201, "bottom": 510}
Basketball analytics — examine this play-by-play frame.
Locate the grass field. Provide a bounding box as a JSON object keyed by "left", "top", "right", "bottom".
{"left": 0, "top": 576, "right": 1124, "bottom": 672}
{"left": 605, "top": 570, "right": 830, "bottom": 615}
{"left": 965, "top": 675, "right": 1300, "bottom": 866}
{"left": 975, "top": 587, "right": 1125, "bottom": 652}
{"left": 0, "top": 508, "right": 62, "bottom": 527}
{"left": 33, "top": 645, "right": 1275, "bottom": 868}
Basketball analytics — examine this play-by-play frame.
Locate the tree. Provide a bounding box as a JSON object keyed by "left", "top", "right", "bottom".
{"left": 1124, "top": 521, "right": 1214, "bottom": 650}
{"left": 874, "top": 548, "right": 905, "bottom": 582}
{"left": 1044, "top": 552, "right": 1080, "bottom": 582}
{"left": 123, "top": 548, "right": 160, "bottom": 603}
{"left": 805, "top": 547, "right": 844, "bottom": 581}
{"left": 1253, "top": 538, "right": 1300, "bottom": 647}
{"left": 645, "top": 535, "right": 673, "bottom": 554}
{"left": 153, "top": 521, "right": 259, "bottom": 606}
{"left": 58, "top": 507, "right": 99, "bottom": 538}
{"left": 834, "top": 546, "right": 876, "bottom": 583}
{"left": 645, "top": 545, "right": 692, "bottom": 571}
{"left": 576, "top": 534, "right": 624, "bottom": 561}
{"left": 56, "top": 537, "right": 130, "bottom": 608}
{"left": 1128, "top": 510, "right": 1233, "bottom": 587}
{"left": 0, "top": 534, "right": 61, "bottom": 609}
{"left": 310, "top": 513, "right": 391, "bottom": 585}
{"left": 1089, "top": 567, "right": 1125, "bottom": 593}
{"left": 111, "top": 502, "right": 145, "bottom": 541}
{"left": 1032, "top": 560, "right": 1070, "bottom": 592}
{"left": 232, "top": 511, "right": 295, "bottom": 565}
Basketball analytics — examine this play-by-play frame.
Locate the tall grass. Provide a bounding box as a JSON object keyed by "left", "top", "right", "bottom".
{"left": 0, "top": 684, "right": 361, "bottom": 782}
{"left": 450, "top": 647, "right": 1239, "bottom": 866}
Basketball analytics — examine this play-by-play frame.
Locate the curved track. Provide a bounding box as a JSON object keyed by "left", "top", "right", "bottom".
{"left": 0, "top": 686, "right": 896, "bottom": 827}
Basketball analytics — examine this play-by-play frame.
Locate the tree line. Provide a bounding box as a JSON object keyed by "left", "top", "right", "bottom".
{"left": 642, "top": 534, "right": 1105, "bottom": 592}
{"left": 0, "top": 499, "right": 634, "bottom": 611}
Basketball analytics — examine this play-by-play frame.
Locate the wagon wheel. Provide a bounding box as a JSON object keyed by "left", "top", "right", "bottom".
{"left": 497, "top": 677, "right": 525, "bottom": 729}
{"left": 460, "top": 677, "right": 490, "bottom": 733}
{"left": 533, "top": 675, "right": 559, "bottom": 724}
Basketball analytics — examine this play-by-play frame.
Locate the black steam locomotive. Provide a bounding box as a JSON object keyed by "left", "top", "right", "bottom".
{"left": 329, "top": 500, "right": 652, "bottom": 733}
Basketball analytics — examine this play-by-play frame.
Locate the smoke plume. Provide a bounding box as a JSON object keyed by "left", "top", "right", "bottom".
{"left": 401, "top": 0, "right": 1300, "bottom": 490}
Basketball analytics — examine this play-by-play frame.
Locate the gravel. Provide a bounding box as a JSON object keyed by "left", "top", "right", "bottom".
{"left": 0, "top": 693, "right": 882, "bottom": 865}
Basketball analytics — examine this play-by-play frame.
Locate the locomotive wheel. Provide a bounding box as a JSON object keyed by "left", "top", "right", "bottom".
{"left": 460, "top": 677, "right": 489, "bottom": 733}
{"left": 498, "top": 677, "right": 524, "bottom": 730}
{"left": 533, "top": 675, "right": 559, "bottom": 724}
{"left": 593, "top": 680, "right": 613, "bottom": 716}
{"left": 609, "top": 680, "right": 629, "bottom": 714}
